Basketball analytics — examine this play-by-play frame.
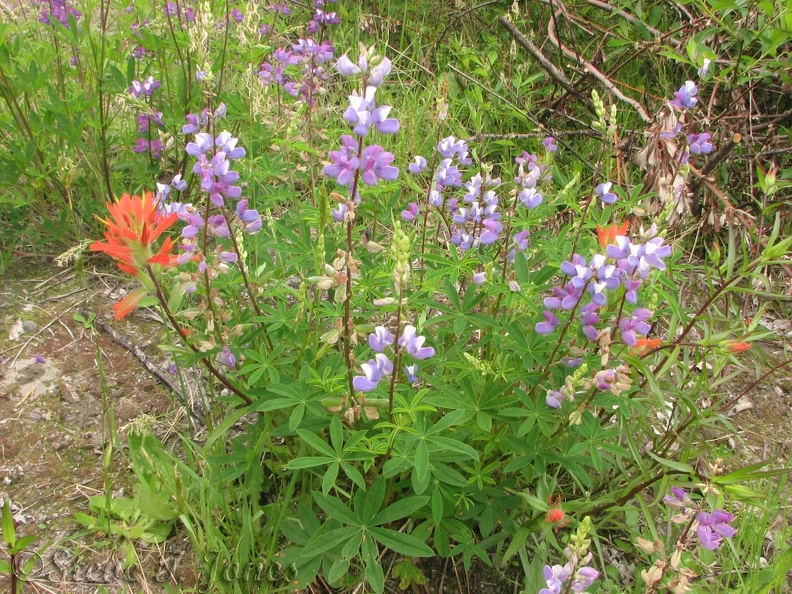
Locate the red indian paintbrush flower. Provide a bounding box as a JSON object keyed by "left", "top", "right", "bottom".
{"left": 596, "top": 221, "right": 630, "bottom": 249}
{"left": 90, "top": 192, "right": 178, "bottom": 320}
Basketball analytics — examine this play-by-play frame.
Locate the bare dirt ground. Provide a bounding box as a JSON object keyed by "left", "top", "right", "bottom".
{"left": 1, "top": 260, "right": 791, "bottom": 593}
{"left": 0, "top": 262, "right": 195, "bottom": 593}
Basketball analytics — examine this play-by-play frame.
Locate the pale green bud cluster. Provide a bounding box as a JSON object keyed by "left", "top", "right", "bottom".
{"left": 569, "top": 516, "right": 593, "bottom": 557}
{"left": 591, "top": 90, "right": 608, "bottom": 132}
{"left": 296, "top": 280, "right": 308, "bottom": 323}
{"left": 392, "top": 224, "right": 411, "bottom": 288}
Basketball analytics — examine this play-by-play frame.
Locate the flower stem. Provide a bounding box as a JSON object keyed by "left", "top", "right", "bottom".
{"left": 146, "top": 265, "right": 251, "bottom": 405}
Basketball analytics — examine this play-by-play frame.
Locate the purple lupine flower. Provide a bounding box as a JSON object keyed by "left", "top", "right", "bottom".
{"left": 314, "top": 9, "right": 339, "bottom": 25}
{"left": 207, "top": 214, "right": 230, "bottom": 238}
{"left": 580, "top": 302, "right": 600, "bottom": 341}
{"left": 129, "top": 76, "right": 160, "bottom": 98}
{"left": 535, "top": 311, "right": 559, "bottom": 334}
{"left": 336, "top": 53, "right": 365, "bottom": 77}
{"left": 331, "top": 203, "right": 348, "bottom": 222}
{"left": 404, "top": 364, "right": 419, "bottom": 384}
{"left": 594, "top": 368, "right": 616, "bottom": 390}
{"left": 34, "top": 355, "right": 46, "bottom": 364}
{"left": 408, "top": 155, "right": 427, "bottom": 174}
{"left": 473, "top": 271, "right": 487, "bottom": 286}
{"left": 561, "top": 254, "right": 593, "bottom": 289}
{"left": 663, "top": 486, "right": 692, "bottom": 509}
{"left": 217, "top": 346, "right": 236, "bottom": 368}
{"left": 171, "top": 174, "right": 188, "bottom": 191}
{"left": 519, "top": 187, "right": 542, "bottom": 209}
{"left": 479, "top": 218, "right": 502, "bottom": 245}
{"left": 218, "top": 251, "right": 238, "bottom": 263}
{"left": 230, "top": 8, "right": 243, "bottom": 22}
{"left": 570, "top": 566, "right": 600, "bottom": 591}
{"left": 215, "top": 131, "right": 246, "bottom": 159}
{"left": 687, "top": 133, "right": 713, "bottom": 154}
{"left": 369, "top": 326, "right": 394, "bottom": 352}
{"left": 595, "top": 182, "right": 617, "bottom": 204}
{"left": 399, "top": 325, "right": 434, "bottom": 359}
{"left": 546, "top": 390, "right": 564, "bottom": 409}
{"left": 401, "top": 203, "right": 419, "bottom": 221}
{"left": 539, "top": 565, "right": 570, "bottom": 594}
{"left": 359, "top": 144, "right": 398, "bottom": 185}
{"left": 619, "top": 308, "right": 652, "bottom": 346}
{"left": 670, "top": 80, "right": 698, "bottom": 110}
{"left": 696, "top": 510, "right": 735, "bottom": 550}
{"left": 324, "top": 134, "right": 360, "bottom": 186}
{"left": 367, "top": 57, "right": 392, "bottom": 87}
{"left": 186, "top": 132, "right": 214, "bottom": 156}
{"left": 543, "top": 136, "right": 558, "bottom": 152}
{"left": 181, "top": 213, "right": 204, "bottom": 238}
{"left": 353, "top": 353, "right": 393, "bottom": 392}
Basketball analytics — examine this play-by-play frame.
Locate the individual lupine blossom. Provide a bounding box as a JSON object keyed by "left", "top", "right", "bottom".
{"left": 508, "top": 229, "right": 530, "bottom": 262}
{"left": 313, "top": 9, "right": 339, "bottom": 25}
{"left": 687, "top": 132, "right": 713, "bottom": 154}
{"left": 369, "top": 326, "right": 394, "bottom": 351}
{"left": 336, "top": 46, "right": 392, "bottom": 88}
{"left": 137, "top": 112, "right": 164, "bottom": 133}
{"left": 399, "top": 325, "right": 435, "bottom": 359}
{"left": 696, "top": 510, "right": 736, "bottom": 550}
{"left": 408, "top": 156, "right": 427, "bottom": 174}
{"left": 401, "top": 202, "right": 419, "bottom": 221}
{"left": 352, "top": 353, "right": 393, "bottom": 392}
{"left": 38, "top": 0, "right": 82, "bottom": 27}
{"left": 539, "top": 551, "right": 599, "bottom": 594}
{"left": 543, "top": 136, "right": 558, "bottom": 153}
{"left": 343, "top": 86, "right": 400, "bottom": 136}
{"left": 217, "top": 346, "right": 236, "bottom": 368}
{"left": 90, "top": 193, "right": 178, "bottom": 319}
{"left": 130, "top": 76, "right": 161, "bottom": 98}
{"left": 663, "top": 485, "right": 693, "bottom": 520}
{"left": 164, "top": 1, "right": 196, "bottom": 22}
{"left": 669, "top": 80, "right": 699, "bottom": 110}
{"left": 133, "top": 138, "right": 164, "bottom": 159}
{"left": 619, "top": 308, "right": 653, "bottom": 346}
{"left": 595, "top": 182, "right": 618, "bottom": 204}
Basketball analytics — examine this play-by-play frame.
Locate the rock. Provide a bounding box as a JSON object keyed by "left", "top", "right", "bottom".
{"left": 23, "top": 320, "right": 38, "bottom": 333}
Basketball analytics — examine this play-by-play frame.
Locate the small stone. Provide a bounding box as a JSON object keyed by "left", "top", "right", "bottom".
{"left": 23, "top": 320, "right": 38, "bottom": 333}
{"left": 28, "top": 409, "right": 42, "bottom": 421}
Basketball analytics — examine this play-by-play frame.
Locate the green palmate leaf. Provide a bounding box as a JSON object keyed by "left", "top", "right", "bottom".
{"left": 328, "top": 558, "right": 350, "bottom": 584}
{"left": 372, "top": 496, "right": 429, "bottom": 526}
{"left": 284, "top": 456, "right": 334, "bottom": 469}
{"left": 414, "top": 440, "right": 429, "bottom": 484}
{"left": 427, "top": 436, "right": 478, "bottom": 460}
{"left": 297, "top": 430, "right": 336, "bottom": 458}
{"left": 300, "top": 526, "right": 360, "bottom": 558}
{"left": 644, "top": 450, "right": 695, "bottom": 473}
{"left": 313, "top": 493, "right": 360, "bottom": 526}
{"left": 322, "top": 462, "right": 339, "bottom": 496}
{"left": 341, "top": 462, "right": 367, "bottom": 490}
{"left": 368, "top": 526, "right": 434, "bottom": 557}
{"left": 431, "top": 487, "right": 444, "bottom": 526}
{"left": 361, "top": 478, "right": 387, "bottom": 523}
{"left": 362, "top": 537, "right": 385, "bottom": 594}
